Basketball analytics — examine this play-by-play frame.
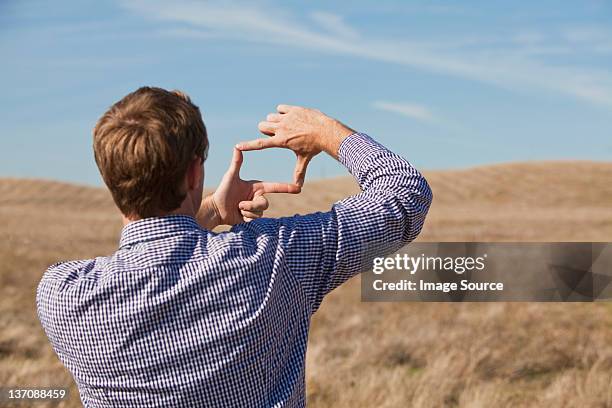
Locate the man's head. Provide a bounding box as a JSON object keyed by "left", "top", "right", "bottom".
{"left": 93, "top": 87, "right": 208, "bottom": 219}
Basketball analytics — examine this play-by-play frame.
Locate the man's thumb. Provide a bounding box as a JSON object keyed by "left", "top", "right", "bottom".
{"left": 227, "top": 147, "right": 243, "bottom": 176}
{"left": 293, "top": 155, "right": 311, "bottom": 187}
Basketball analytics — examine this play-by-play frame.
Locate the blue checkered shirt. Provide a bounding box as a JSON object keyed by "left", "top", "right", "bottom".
{"left": 36, "top": 133, "right": 432, "bottom": 407}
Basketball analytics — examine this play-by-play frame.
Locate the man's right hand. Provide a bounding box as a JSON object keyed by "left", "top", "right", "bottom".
{"left": 236, "top": 105, "right": 355, "bottom": 186}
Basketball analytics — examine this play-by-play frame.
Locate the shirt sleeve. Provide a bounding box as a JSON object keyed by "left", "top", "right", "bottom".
{"left": 245, "top": 132, "right": 432, "bottom": 314}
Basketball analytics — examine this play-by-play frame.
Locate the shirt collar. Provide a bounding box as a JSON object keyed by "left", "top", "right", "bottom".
{"left": 119, "top": 215, "right": 201, "bottom": 249}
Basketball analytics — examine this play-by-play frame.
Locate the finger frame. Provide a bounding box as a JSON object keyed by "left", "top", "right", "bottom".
{"left": 258, "top": 121, "right": 278, "bottom": 136}
{"left": 236, "top": 138, "right": 279, "bottom": 151}
{"left": 240, "top": 209, "right": 263, "bottom": 220}
{"left": 266, "top": 113, "right": 283, "bottom": 122}
{"left": 239, "top": 196, "right": 269, "bottom": 212}
{"left": 251, "top": 180, "right": 301, "bottom": 194}
{"left": 293, "top": 155, "right": 312, "bottom": 187}
{"left": 276, "top": 104, "right": 296, "bottom": 114}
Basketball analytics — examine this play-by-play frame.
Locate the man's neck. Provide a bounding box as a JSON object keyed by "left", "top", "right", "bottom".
{"left": 122, "top": 200, "right": 198, "bottom": 227}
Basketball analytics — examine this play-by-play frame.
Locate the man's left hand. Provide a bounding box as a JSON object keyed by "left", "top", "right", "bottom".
{"left": 199, "top": 148, "right": 301, "bottom": 228}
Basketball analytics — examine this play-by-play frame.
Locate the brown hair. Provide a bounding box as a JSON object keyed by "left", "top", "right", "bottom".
{"left": 93, "top": 87, "right": 208, "bottom": 218}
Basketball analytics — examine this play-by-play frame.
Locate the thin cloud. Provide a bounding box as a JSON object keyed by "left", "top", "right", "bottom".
{"left": 120, "top": 0, "right": 612, "bottom": 108}
{"left": 562, "top": 26, "right": 612, "bottom": 54}
{"left": 310, "top": 11, "right": 359, "bottom": 40}
{"left": 373, "top": 101, "right": 435, "bottom": 123}
{"left": 372, "top": 101, "right": 482, "bottom": 147}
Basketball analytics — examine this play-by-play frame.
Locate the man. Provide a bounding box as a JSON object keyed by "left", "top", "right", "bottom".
{"left": 36, "top": 87, "right": 432, "bottom": 407}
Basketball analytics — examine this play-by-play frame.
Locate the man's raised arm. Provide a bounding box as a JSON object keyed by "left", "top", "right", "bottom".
{"left": 237, "top": 105, "right": 433, "bottom": 313}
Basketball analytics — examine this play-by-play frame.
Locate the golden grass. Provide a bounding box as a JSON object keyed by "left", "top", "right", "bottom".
{"left": 1, "top": 161, "right": 612, "bottom": 407}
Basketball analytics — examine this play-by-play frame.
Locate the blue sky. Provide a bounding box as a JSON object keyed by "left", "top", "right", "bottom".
{"left": 1, "top": 0, "right": 611, "bottom": 187}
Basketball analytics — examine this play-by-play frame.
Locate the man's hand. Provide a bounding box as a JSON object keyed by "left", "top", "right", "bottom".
{"left": 198, "top": 148, "right": 301, "bottom": 229}
{"left": 236, "top": 105, "right": 354, "bottom": 186}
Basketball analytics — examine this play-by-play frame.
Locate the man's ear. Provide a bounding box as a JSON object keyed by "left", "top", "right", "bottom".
{"left": 186, "top": 157, "right": 204, "bottom": 191}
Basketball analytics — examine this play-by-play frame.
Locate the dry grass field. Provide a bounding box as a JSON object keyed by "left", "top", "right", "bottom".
{"left": 1, "top": 161, "right": 612, "bottom": 407}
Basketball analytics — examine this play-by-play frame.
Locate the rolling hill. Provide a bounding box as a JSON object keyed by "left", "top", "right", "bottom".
{"left": 1, "top": 161, "right": 611, "bottom": 407}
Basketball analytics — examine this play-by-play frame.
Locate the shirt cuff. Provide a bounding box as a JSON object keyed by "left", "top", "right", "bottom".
{"left": 338, "top": 132, "right": 385, "bottom": 177}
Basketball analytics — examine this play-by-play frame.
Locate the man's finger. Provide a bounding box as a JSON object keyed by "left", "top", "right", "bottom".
{"left": 239, "top": 196, "right": 269, "bottom": 212}
{"left": 241, "top": 209, "right": 263, "bottom": 219}
{"left": 258, "top": 121, "right": 278, "bottom": 136}
{"left": 252, "top": 181, "right": 301, "bottom": 194}
{"left": 293, "top": 155, "right": 311, "bottom": 187}
{"left": 266, "top": 113, "right": 282, "bottom": 122}
{"left": 227, "top": 148, "right": 243, "bottom": 175}
{"left": 236, "top": 138, "right": 280, "bottom": 151}
{"left": 277, "top": 104, "right": 296, "bottom": 114}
